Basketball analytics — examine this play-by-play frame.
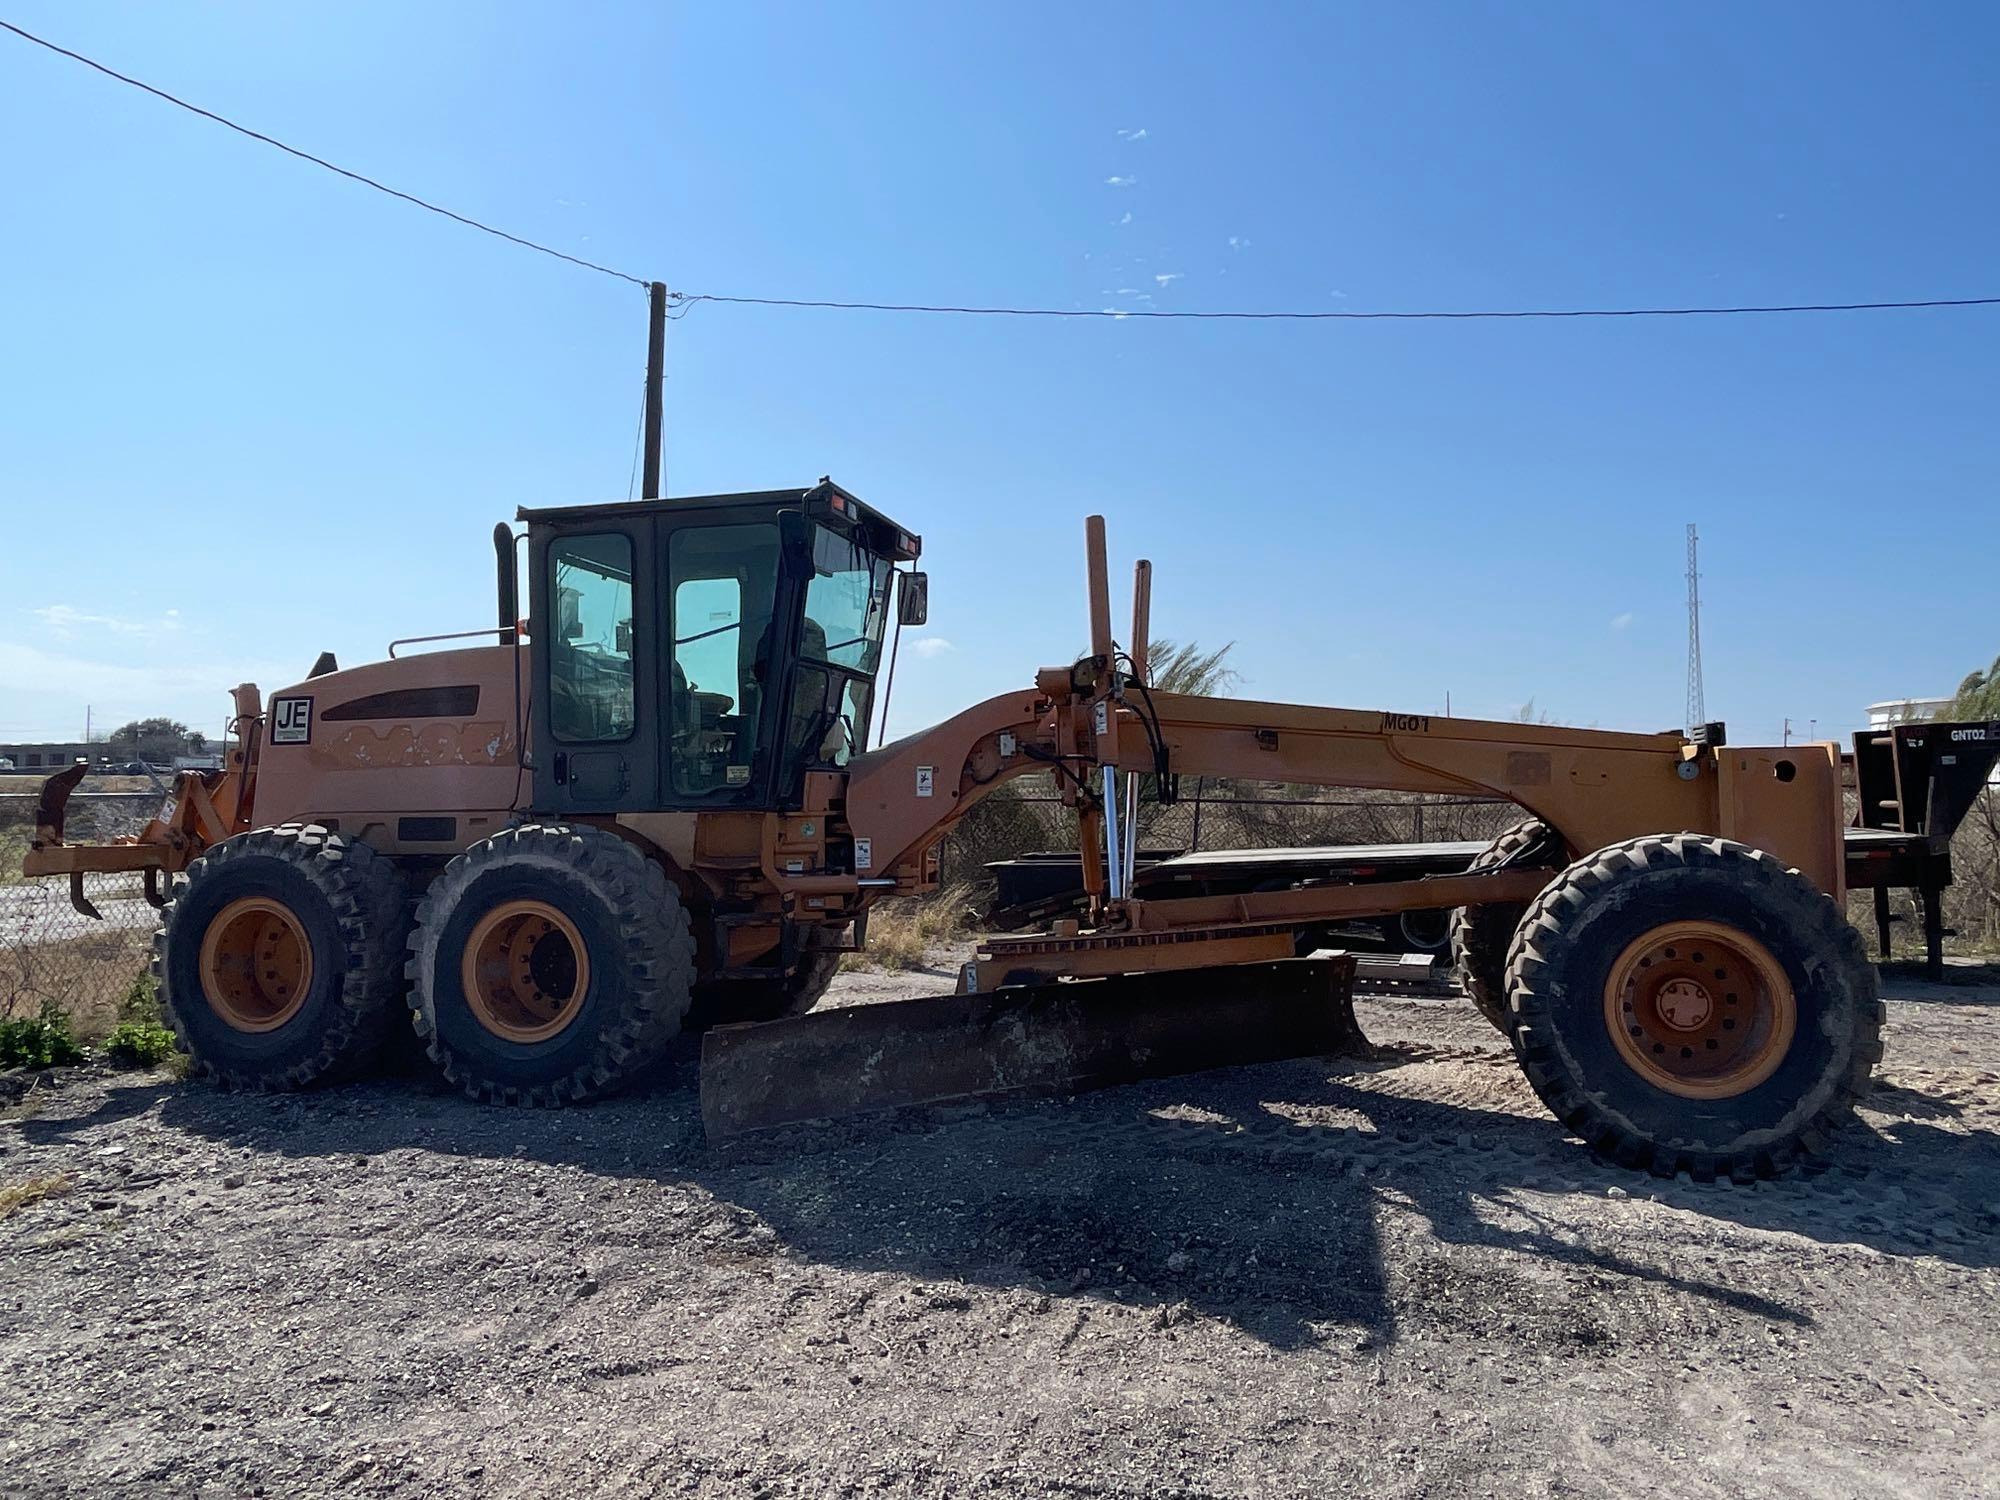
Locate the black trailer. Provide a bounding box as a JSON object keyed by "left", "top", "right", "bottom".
{"left": 1847, "top": 716, "right": 1999, "bottom": 975}
{"left": 985, "top": 719, "right": 1999, "bottom": 980}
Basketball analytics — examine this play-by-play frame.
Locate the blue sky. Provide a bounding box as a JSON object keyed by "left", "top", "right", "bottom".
{"left": 3, "top": 2, "right": 1995, "bottom": 748}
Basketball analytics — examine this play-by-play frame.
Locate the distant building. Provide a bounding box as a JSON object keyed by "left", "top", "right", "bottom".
{"left": 0, "top": 741, "right": 93, "bottom": 772}
{"left": 1866, "top": 697, "right": 1952, "bottom": 731}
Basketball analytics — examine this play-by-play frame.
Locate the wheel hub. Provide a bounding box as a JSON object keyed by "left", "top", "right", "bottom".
{"left": 1655, "top": 977, "right": 1713, "bottom": 1030}
{"left": 1602, "top": 919, "right": 1795, "bottom": 1100}
{"left": 199, "top": 897, "right": 313, "bottom": 1033}
{"left": 461, "top": 900, "right": 590, "bottom": 1044}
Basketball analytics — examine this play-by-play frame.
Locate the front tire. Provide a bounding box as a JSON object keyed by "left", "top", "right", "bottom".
{"left": 407, "top": 824, "right": 693, "bottom": 1105}
{"left": 154, "top": 824, "right": 410, "bottom": 1089}
{"left": 1505, "top": 834, "right": 1881, "bottom": 1180}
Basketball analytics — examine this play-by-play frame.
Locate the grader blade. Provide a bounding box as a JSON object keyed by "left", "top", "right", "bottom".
{"left": 698, "top": 952, "right": 1362, "bottom": 1142}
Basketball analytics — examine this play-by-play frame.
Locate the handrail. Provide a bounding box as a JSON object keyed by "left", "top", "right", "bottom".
{"left": 387, "top": 626, "right": 519, "bottom": 659}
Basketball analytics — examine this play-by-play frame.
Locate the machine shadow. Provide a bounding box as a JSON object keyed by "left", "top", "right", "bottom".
{"left": 1876, "top": 961, "right": 2000, "bottom": 1003}
{"left": 47, "top": 1039, "right": 1981, "bottom": 1349}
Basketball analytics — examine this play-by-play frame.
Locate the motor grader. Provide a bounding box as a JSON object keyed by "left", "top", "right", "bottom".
{"left": 25, "top": 480, "right": 1879, "bottom": 1178}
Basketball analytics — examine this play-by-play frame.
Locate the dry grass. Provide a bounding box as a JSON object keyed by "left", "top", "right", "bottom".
{"left": 0, "top": 1173, "right": 73, "bottom": 1221}
{"left": 0, "top": 775, "right": 156, "bottom": 794}
{"left": 1, "top": 928, "right": 153, "bottom": 1041}
{"left": 846, "top": 884, "right": 980, "bottom": 971}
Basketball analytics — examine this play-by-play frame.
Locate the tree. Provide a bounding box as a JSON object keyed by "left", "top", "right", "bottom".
{"left": 1145, "top": 639, "right": 1238, "bottom": 697}
{"left": 106, "top": 717, "right": 199, "bottom": 764}
{"left": 1948, "top": 654, "right": 2000, "bottom": 719}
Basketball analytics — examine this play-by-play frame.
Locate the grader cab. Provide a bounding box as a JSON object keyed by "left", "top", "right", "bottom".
{"left": 25, "top": 482, "right": 1881, "bottom": 1179}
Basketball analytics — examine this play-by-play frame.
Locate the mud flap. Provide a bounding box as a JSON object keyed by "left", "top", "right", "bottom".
{"left": 699, "top": 953, "right": 1363, "bottom": 1142}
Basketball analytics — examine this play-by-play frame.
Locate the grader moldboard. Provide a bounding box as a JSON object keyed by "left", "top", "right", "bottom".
{"left": 26, "top": 481, "right": 1880, "bottom": 1178}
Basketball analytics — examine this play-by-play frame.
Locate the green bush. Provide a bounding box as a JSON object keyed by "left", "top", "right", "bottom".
{"left": 117, "top": 972, "right": 161, "bottom": 1026}
{"left": 102, "top": 973, "right": 179, "bottom": 1070}
{"left": 0, "top": 1002, "right": 86, "bottom": 1070}
{"left": 104, "top": 1021, "right": 178, "bottom": 1068}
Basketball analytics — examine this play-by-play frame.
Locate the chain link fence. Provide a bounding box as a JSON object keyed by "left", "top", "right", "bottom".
{"left": 1, "top": 792, "right": 160, "bottom": 1037}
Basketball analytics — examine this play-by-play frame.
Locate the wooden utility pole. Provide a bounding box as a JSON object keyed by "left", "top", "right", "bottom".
{"left": 642, "top": 282, "right": 667, "bottom": 500}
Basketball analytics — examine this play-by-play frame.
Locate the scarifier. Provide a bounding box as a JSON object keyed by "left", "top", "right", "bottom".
{"left": 25, "top": 483, "right": 1880, "bottom": 1177}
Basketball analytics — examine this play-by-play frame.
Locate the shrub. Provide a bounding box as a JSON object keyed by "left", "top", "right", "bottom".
{"left": 0, "top": 1001, "right": 86, "bottom": 1070}
{"left": 104, "top": 1020, "right": 178, "bottom": 1068}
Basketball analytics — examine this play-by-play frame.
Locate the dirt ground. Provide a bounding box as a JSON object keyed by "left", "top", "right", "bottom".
{"left": 2, "top": 957, "right": 1996, "bottom": 1499}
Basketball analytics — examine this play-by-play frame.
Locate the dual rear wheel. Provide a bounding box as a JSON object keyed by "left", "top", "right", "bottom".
{"left": 156, "top": 822, "right": 785, "bottom": 1105}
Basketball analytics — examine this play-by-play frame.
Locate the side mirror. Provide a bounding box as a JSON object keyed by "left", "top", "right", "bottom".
{"left": 898, "top": 571, "right": 929, "bottom": 627}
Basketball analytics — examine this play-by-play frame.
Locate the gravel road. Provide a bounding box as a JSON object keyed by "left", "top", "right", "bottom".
{"left": 2, "top": 959, "right": 1996, "bottom": 1498}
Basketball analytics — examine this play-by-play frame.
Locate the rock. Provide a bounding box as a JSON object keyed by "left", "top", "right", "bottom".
{"left": 222, "top": 1174, "right": 245, "bottom": 1190}
{"left": 1166, "top": 1251, "right": 1190, "bottom": 1273}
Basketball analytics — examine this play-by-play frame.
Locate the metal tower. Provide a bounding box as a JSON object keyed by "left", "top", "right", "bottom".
{"left": 1685, "top": 523, "right": 1705, "bottom": 730}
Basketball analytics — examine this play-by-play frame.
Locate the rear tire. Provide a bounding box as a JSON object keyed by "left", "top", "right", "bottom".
{"left": 154, "top": 824, "right": 410, "bottom": 1089}
{"left": 687, "top": 950, "right": 842, "bottom": 1030}
{"left": 407, "top": 823, "right": 693, "bottom": 1105}
{"left": 1450, "top": 818, "right": 1559, "bottom": 1033}
{"left": 1505, "top": 834, "right": 1881, "bottom": 1180}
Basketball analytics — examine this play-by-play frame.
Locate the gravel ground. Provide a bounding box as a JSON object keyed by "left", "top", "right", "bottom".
{"left": 2, "top": 957, "right": 1996, "bottom": 1498}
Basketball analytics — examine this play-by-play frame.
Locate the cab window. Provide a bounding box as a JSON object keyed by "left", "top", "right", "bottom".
{"left": 548, "top": 534, "right": 634, "bottom": 742}
{"left": 801, "top": 525, "right": 893, "bottom": 674}
{"left": 669, "top": 523, "right": 780, "bottom": 796}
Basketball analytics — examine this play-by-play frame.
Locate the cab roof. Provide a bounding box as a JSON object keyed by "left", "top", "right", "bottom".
{"left": 516, "top": 477, "right": 921, "bottom": 560}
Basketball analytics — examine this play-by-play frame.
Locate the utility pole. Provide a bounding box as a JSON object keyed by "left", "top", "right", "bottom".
{"left": 1685, "top": 523, "right": 1706, "bottom": 731}
{"left": 642, "top": 282, "right": 667, "bottom": 501}
{"left": 1783, "top": 717, "right": 1793, "bottom": 746}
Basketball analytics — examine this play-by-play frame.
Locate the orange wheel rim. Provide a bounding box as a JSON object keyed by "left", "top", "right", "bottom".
{"left": 460, "top": 900, "right": 590, "bottom": 1044}
{"left": 1604, "top": 919, "right": 1795, "bottom": 1099}
{"left": 199, "top": 897, "right": 314, "bottom": 1032}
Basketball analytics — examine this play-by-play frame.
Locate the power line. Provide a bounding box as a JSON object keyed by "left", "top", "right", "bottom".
{"left": 670, "top": 291, "right": 2000, "bottom": 322}
{"left": 0, "top": 18, "right": 649, "bottom": 289}
{"left": 10, "top": 20, "right": 2000, "bottom": 329}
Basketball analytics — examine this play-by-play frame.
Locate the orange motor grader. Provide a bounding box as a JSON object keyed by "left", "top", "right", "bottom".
{"left": 26, "top": 481, "right": 1878, "bottom": 1177}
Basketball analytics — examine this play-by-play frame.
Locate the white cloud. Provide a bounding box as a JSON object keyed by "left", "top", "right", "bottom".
{"left": 30, "top": 604, "right": 181, "bottom": 640}
{"left": 1114, "top": 287, "right": 1142, "bottom": 296}
{"left": 1106, "top": 176, "right": 1137, "bottom": 187}
{"left": 1117, "top": 127, "right": 1148, "bottom": 140}
{"left": 1610, "top": 612, "right": 1634, "bottom": 630}
{"left": 1154, "top": 272, "right": 1182, "bottom": 286}
{"left": 1329, "top": 289, "right": 1348, "bottom": 300}
{"left": 1117, "top": 211, "right": 1132, "bottom": 225}
{"left": 912, "top": 638, "right": 956, "bottom": 658}
{"left": 1228, "top": 235, "right": 1251, "bottom": 249}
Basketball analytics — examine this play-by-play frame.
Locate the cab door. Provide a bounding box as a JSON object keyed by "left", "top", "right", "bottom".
{"left": 531, "top": 520, "right": 661, "bottom": 813}
{"left": 657, "top": 513, "right": 790, "bottom": 808}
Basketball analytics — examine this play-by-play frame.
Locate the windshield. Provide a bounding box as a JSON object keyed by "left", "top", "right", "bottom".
{"left": 800, "top": 525, "right": 893, "bottom": 676}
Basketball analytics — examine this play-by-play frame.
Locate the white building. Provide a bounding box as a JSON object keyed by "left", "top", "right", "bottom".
{"left": 1866, "top": 696, "right": 1953, "bottom": 731}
